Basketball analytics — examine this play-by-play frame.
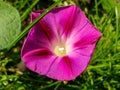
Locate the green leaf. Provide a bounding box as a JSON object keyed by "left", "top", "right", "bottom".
{"left": 101, "top": 0, "right": 116, "bottom": 12}
{"left": 0, "top": 1, "right": 21, "bottom": 50}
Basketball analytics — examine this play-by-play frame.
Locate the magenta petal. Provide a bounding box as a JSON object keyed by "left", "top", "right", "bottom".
{"left": 53, "top": 5, "right": 88, "bottom": 39}
{"left": 46, "top": 53, "right": 90, "bottom": 81}
{"left": 22, "top": 49, "right": 57, "bottom": 75}
{"left": 46, "top": 56, "right": 73, "bottom": 80}
{"left": 67, "top": 52, "right": 91, "bottom": 78}
{"left": 67, "top": 21, "right": 101, "bottom": 46}
{"left": 21, "top": 5, "right": 102, "bottom": 81}
{"left": 31, "top": 5, "right": 87, "bottom": 41}
{"left": 73, "top": 43, "right": 96, "bottom": 56}
{"left": 31, "top": 11, "right": 59, "bottom": 40}
{"left": 66, "top": 21, "right": 101, "bottom": 57}
{"left": 21, "top": 12, "right": 57, "bottom": 56}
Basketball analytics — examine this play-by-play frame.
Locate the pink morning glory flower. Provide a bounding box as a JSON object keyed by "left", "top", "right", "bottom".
{"left": 21, "top": 5, "right": 101, "bottom": 81}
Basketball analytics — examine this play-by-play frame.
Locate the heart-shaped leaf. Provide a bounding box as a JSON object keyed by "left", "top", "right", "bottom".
{"left": 0, "top": 1, "right": 21, "bottom": 50}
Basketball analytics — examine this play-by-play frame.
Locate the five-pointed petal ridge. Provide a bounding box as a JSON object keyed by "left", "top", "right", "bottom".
{"left": 21, "top": 5, "right": 102, "bottom": 81}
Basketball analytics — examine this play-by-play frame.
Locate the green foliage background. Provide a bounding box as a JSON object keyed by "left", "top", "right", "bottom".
{"left": 0, "top": 0, "right": 120, "bottom": 90}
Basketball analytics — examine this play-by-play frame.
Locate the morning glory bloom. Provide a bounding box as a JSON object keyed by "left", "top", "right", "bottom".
{"left": 21, "top": 5, "right": 101, "bottom": 81}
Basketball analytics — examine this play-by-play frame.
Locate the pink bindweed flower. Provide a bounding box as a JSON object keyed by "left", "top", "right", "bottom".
{"left": 21, "top": 5, "right": 101, "bottom": 81}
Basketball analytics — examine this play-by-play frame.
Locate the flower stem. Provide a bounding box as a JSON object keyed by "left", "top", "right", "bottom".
{"left": 7, "top": 0, "right": 62, "bottom": 51}
{"left": 20, "top": 0, "right": 40, "bottom": 22}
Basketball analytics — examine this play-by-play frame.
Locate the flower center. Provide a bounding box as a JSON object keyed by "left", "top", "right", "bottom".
{"left": 54, "top": 45, "right": 66, "bottom": 56}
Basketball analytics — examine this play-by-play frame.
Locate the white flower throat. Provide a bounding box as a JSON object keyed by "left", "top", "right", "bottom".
{"left": 54, "top": 45, "right": 66, "bottom": 56}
